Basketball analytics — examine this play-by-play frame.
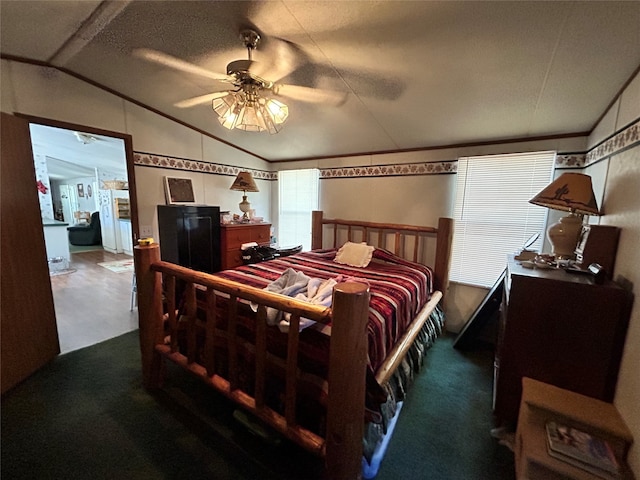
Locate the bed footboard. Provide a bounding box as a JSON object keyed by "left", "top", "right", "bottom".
{"left": 134, "top": 243, "right": 370, "bottom": 479}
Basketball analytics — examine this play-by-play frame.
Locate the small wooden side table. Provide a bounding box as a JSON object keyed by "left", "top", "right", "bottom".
{"left": 515, "top": 377, "right": 635, "bottom": 479}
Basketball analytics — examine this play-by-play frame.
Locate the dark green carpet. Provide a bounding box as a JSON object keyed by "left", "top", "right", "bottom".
{"left": 1, "top": 331, "right": 514, "bottom": 479}
{"left": 375, "top": 336, "right": 515, "bottom": 479}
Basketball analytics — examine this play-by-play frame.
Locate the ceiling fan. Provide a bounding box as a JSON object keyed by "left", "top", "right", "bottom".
{"left": 134, "top": 29, "right": 346, "bottom": 133}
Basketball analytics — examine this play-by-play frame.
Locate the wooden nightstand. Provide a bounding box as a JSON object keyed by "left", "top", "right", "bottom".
{"left": 220, "top": 223, "right": 271, "bottom": 270}
{"left": 516, "top": 377, "right": 634, "bottom": 479}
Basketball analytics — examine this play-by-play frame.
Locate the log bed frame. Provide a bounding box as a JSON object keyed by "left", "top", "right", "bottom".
{"left": 135, "top": 211, "right": 453, "bottom": 479}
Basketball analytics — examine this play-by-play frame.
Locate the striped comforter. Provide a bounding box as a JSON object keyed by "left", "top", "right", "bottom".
{"left": 214, "top": 248, "right": 434, "bottom": 372}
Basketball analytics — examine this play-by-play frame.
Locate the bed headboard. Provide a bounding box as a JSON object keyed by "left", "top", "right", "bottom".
{"left": 311, "top": 211, "right": 453, "bottom": 296}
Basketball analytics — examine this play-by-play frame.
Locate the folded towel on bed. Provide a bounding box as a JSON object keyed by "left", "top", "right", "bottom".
{"left": 264, "top": 267, "right": 311, "bottom": 297}
{"left": 251, "top": 267, "right": 311, "bottom": 325}
{"left": 280, "top": 277, "right": 338, "bottom": 332}
{"left": 302, "top": 277, "right": 337, "bottom": 306}
{"left": 251, "top": 268, "right": 336, "bottom": 333}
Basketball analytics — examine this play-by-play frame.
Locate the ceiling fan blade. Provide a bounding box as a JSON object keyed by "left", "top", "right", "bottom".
{"left": 273, "top": 84, "right": 347, "bottom": 105}
{"left": 174, "top": 91, "right": 231, "bottom": 109}
{"left": 251, "top": 38, "right": 304, "bottom": 83}
{"left": 133, "top": 48, "right": 231, "bottom": 81}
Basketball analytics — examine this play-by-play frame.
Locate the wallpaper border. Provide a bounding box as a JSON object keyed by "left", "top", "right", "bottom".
{"left": 133, "top": 118, "right": 639, "bottom": 179}
{"left": 318, "top": 161, "right": 457, "bottom": 179}
{"left": 133, "top": 152, "right": 277, "bottom": 180}
{"left": 586, "top": 118, "right": 640, "bottom": 166}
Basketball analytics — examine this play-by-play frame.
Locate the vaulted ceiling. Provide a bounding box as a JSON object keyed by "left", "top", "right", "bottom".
{"left": 2, "top": 1, "right": 639, "bottom": 162}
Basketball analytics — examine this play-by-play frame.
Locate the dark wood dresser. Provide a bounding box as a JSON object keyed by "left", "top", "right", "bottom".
{"left": 220, "top": 223, "right": 271, "bottom": 270}
{"left": 157, "top": 205, "right": 221, "bottom": 274}
{"left": 493, "top": 255, "right": 633, "bottom": 427}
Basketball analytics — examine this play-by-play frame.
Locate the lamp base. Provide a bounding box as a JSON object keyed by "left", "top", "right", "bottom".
{"left": 547, "top": 213, "right": 583, "bottom": 259}
{"left": 239, "top": 195, "right": 251, "bottom": 221}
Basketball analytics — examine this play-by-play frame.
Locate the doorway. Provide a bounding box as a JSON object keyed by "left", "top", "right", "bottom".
{"left": 28, "top": 120, "right": 139, "bottom": 353}
{"left": 59, "top": 184, "right": 79, "bottom": 226}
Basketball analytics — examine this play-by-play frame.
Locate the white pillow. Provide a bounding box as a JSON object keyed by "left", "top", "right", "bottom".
{"left": 334, "top": 242, "right": 374, "bottom": 268}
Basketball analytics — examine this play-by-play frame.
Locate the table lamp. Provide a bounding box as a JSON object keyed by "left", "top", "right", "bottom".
{"left": 230, "top": 171, "right": 259, "bottom": 221}
{"left": 529, "top": 172, "right": 601, "bottom": 259}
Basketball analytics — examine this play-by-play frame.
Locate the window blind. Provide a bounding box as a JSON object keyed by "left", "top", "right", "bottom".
{"left": 450, "top": 151, "right": 555, "bottom": 288}
{"left": 278, "top": 168, "right": 319, "bottom": 250}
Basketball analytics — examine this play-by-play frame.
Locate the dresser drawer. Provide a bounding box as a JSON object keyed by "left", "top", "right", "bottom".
{"left": 250, "top": 225, "right": 271, "bottom": 244}
{"left": 220, "top": 223, "right": 272, "bottom": 270}
{"left": 224, "top": 226, "right": 254, "bottom": 249}
{"left": 224, "top": 250, "right": 244, "bottom": 270}
{"left": 222, "top": 224, "right": 271, "bottom": 249}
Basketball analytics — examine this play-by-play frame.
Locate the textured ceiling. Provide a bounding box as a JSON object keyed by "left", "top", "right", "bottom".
{"left": 2, "top": 1, "right": 639, "bottom": 162}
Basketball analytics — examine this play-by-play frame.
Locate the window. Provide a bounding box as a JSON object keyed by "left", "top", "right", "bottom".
{"left": 450, "top": 151, "right": 555, "bottom": 288}
{"left": 278, "top": 169, "right": 319, "bottom": 250}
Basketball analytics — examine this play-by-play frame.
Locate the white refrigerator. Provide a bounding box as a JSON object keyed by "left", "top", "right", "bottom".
{"left": 99, "top": 189, "right": 129, "bottom": 254}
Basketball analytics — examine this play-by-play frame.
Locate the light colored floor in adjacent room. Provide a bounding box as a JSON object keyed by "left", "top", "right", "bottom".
{"left": 50, "top": 249, "right": 138, "bottom": 354}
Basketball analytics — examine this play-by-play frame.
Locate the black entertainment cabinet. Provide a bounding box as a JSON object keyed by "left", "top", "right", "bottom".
{"left": 157, "top": 205, "right": 221, "bottom": 274}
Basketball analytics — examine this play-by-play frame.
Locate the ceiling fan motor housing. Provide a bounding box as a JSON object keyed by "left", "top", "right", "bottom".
{"left": 226, "top": 59, "right": 255, "bottom": 75}
{"left": 227, "top": 59, "right": 273, "bottom": 92}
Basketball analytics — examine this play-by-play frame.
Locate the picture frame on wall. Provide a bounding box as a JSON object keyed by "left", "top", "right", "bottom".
{"left": 77, "top": 183, "right": 84, "bottom": 197}
{"left": 164, "top": 176, "right": 196, "bottom": 205}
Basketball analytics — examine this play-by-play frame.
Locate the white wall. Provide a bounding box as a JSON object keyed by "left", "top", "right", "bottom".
{"left": 587, "top": 71, "right": 640, "bottom": 473}
{"left": 33, "top": 153, "right": 54, "bottom": 220}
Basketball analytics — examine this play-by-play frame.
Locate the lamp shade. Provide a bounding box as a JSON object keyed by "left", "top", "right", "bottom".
{"left": 529, "top": 173, "right": 601, "bottom": 259}
{"left": 229, "top": 171, "right": 259, "bottom": 193}
{"left": 528, "top": 172, "right": 600, "bottom": 216}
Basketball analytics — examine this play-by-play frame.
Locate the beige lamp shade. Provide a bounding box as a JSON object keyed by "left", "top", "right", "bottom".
{"left": 528, "top": 172, "right": 600, "bottom": 216}
{"left": 230, "top": 171, "right": 259, "bottom": 220}
{"left": 529, "top": 172, "right": 601, "bottom": 259}
{"left": 229, "top": 171, "right": 259, "bottom": 193}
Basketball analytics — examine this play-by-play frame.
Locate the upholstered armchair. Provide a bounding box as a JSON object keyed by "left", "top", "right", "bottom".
{"left": 67, "top": 211, "right": 102, "bottom": 246}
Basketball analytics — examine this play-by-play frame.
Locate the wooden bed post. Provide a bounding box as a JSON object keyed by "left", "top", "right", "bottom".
{"left": 325, "top": 282, "right": 370, "bottom": 480}
{"left": 434, "top": 217, "right": 453, "bottom": 299}
{"left": 312, "top": 210, "right": 323, "bottom": 250}
{"left": 133, "top": 243, "right": 165, "bottom": 389}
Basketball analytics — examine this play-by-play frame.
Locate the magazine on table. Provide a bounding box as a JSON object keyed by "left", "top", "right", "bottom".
{"left": 546, "top": 421, "right": 620, "bottom": 478}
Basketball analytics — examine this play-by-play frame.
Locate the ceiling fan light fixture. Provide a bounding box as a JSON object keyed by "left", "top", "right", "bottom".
{"left": 138, "top": 28, "right": 334, "bottom": 131}
{"left": 219, "top": 109, "right": 240, "bottom": 130}
{"left": 206, "top": 28, "right": 288, "bottom": 135}
{"left": 212, "top": 90, "right": 287, "bottom": 134}
{"left": 264, "top": 98, "right": 289, "bottom": 124}
{"left": 213, "top": 92, "right": 243, "bottom": 129}
{"left": 236, "top": 103, "right": 264, "bottom": 132}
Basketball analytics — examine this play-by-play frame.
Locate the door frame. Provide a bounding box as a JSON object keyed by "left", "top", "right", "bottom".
{"left": 16, "top": 113, "right": 140, "bottom": 242}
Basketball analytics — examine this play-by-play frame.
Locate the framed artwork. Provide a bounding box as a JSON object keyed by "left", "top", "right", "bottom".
{"left": 164, "top": 176, "right": 196, "bottom": 205}
{"left": 77, "top": 183, "right": 84, "bottom": 197}
{"left": 87, "top": 184, "right": 93, "bottom": 198}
